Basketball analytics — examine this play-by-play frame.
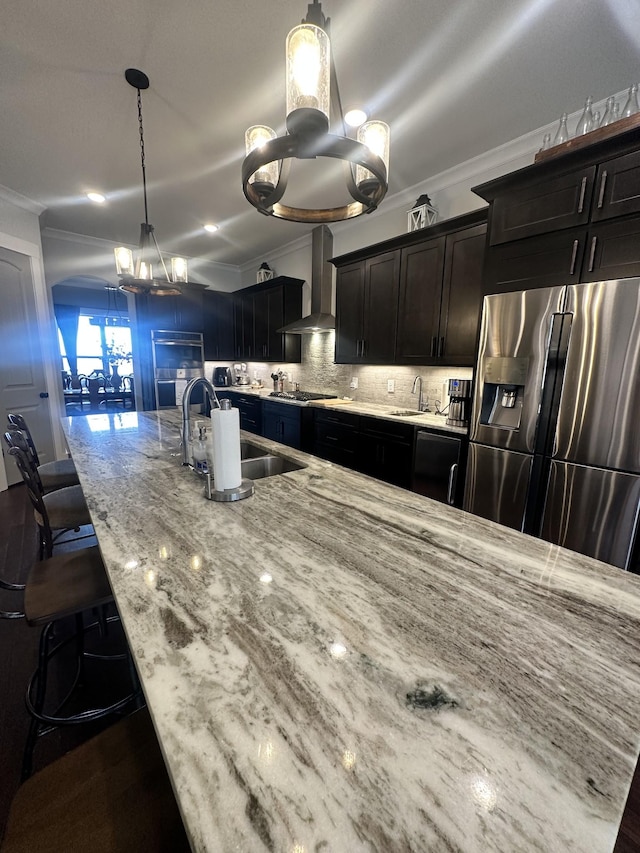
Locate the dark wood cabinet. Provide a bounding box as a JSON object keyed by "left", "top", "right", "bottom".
{"left": 475, "top": 127, "right": 640, "bottom": 294}
{"left": 135, "top": 285, "right": 205, "bottom": 334}
{"left": 357, "top": 416, "right": 414, "bottom": 488}
{"left": 335, "top": 251, "right": 399, "bottom": 364}
{"left": 582, "top": 217, "right": 640, "bottom": 282}
{"left": 262, "top": 401, "right": 302, "bottom": 449}
{"left": 482, "top": 227, "right": 586, "bottom": 293}
{"left": 395, "top": 237, "right": 444, "bottom": 364}
{"left": 203, "top": 290, "right": 235, "bottom": 361}
{"left": 313, "top": 409, "right": 359, "bottom": 467}
{"left": 223, "top": 390, "right": 262, "bottom": 434}
{"left": 333, "top": 209, "right": 487, "bottom": 367}
{"left": 591, "top": 149, "right": 640, "bottom": 223}
{"left": 489, "top": 167, "right": 595, "bottom": 245}
{"left": 396, "top": 222, "right": 487, "bottom": 366}
{"left": 232, "top": 276, "right": 303, "bottom": 364}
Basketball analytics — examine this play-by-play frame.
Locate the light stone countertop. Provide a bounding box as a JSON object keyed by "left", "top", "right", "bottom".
{"left": 63, "top": 409, "right": 640, "bottom": 853}
{"left": 218, "top": 386, "right": 467, "bottom": 434}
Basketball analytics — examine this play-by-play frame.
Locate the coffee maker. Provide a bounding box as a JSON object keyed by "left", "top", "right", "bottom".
{"left": 446, "top": 379, "right": 472, "bottom": 427}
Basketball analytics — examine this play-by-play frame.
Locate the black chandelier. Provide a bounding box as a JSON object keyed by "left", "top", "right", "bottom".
{"left": 242, "top": 0, "right": 390, "bottom": 224}
{"left": 115, "top": 68, "right": 188, "bottom": 297}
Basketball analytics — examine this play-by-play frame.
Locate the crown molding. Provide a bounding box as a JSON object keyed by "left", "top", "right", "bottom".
{"left": 0, "top": 184, "right": 46, "bottom": 215}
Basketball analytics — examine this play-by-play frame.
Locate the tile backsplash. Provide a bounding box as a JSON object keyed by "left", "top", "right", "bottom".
{"left": 206, "top": 332, "right": 473, "bottom": 413}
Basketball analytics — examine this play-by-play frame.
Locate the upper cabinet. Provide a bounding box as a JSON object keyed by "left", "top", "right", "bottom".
{"left": 335, "top": 251, "right": 399, "bottom": 364}
{"left": 135, "top": 285, "right": 205, "bottom": 335}
{"left": 475, "top": 125, "right": 640, "bottom": 293}
{"left": 232, "top": 276, "right": 303, "bottom": 364}
{"left": 203, "top": 290, "right": 235, "bottom": 361}
{"left": 332, "top": 209, "right": 487, "bottom": 367}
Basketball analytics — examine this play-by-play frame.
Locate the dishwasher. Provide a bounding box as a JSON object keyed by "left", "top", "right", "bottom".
{"left": 412, "top": 431, "right": 464, "bottom": 505}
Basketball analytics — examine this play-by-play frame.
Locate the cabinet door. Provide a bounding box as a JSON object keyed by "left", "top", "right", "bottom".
{"left": 581, "top": 217, "right": 640, "bottom": 282}
{"left": 358, "top": 434, "right": 413, "bottom": 487}
{"left": 253, "top": 289, "right": 269, "bottom": 360}
{"left": 362, "top": 251, "right": 399, "bottom": 362}
{"left": 489, "top": 167, "right": 596, "bottom": 245}
{"left": 203, "top": 291, "right": 234, "bottom": 361}
{"left": 396, "top": 237, "right": 445, "bottom": 364}
{"left": 233, "top": 295, "right": 255, "bottom": 360}
{"left": 176, "top": 289, "right": 204, "bottom": 332}
{"left": 439, "top": 224, "right": 486, "bottom": 365}
{"left": 313, "top": 410, "right": 359, "bottom": 467}
{"left": 335, "top": 263, "right": 365, "bottom": 363}
{"left": 591, "top": 149, "right": 640, "bottom": 223}
{"left": 483, "top": 227, "right": 586, "bottom": 294}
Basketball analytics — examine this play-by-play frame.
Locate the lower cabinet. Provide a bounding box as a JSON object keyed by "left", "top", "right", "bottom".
{"left": 262, "top": 401, "right": 303, "bottom": 449}
{"left": 357, "top": 416, "right": 415, "bottom": 489}
{"left": 223, "top": 391, "right": 262, "bottom": 435}
{"left": 313, "top": 410, "right": 360, "bottom": 468}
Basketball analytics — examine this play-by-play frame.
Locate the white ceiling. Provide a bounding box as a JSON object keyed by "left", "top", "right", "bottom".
{"left": 2, "top": 0, "right": 639, "bottom": 270}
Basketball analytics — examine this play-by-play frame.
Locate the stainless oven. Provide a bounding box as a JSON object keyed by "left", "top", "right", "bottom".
{"left": 151, "top": 330, "right": 204, "bottom": 408}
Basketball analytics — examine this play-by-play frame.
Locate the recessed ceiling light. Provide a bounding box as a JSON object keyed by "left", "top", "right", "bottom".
{"left": 86, "top": 191, "right": 106, "bottom": 204}
{"left": 344, "top": 108, "right": 367, "bottom": 128}
{"left": 204, "top": 223, "right": 219, "bottom": 233}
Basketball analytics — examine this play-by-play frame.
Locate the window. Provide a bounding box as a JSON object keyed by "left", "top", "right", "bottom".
{"left": 58, "top": 313, "right": 133, "bottom": 376}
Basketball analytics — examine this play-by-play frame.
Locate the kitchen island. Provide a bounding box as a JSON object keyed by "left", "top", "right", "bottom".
{"left": 62, "top": 409, "right": 640, "bottom": 852}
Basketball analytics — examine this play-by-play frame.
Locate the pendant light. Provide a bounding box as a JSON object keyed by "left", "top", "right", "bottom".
{"left": 242, "top": 0, "right": 390, "bottom": 223}
{"left": 115, "top": 68, "right": 188, "bottom": 297}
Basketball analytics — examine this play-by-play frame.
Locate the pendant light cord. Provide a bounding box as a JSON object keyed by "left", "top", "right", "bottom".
{"left": 136, "top": 87, "right": 149, "bottom": 226}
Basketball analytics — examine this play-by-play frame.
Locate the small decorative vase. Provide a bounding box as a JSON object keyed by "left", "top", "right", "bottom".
{"left": 110, "top": 366, "right": 121, "bottom": 391}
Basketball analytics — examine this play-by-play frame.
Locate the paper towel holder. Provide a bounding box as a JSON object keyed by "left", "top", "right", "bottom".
{"left": 203, "top": 472, "right": 255, "bottom": 502}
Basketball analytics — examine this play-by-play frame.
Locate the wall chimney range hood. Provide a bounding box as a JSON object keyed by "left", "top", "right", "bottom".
{"left": 277, "top": 225, "right": 335, "bottom": 334}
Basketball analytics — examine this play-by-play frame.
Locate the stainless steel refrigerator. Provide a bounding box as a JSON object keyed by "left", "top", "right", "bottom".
{"left": 463, "top": 278, "right": 640, "bottom": 571}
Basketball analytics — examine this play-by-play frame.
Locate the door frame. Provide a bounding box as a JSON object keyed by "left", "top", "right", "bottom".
{"left": 0, "top": 228, "right": 65, "bottom": 491}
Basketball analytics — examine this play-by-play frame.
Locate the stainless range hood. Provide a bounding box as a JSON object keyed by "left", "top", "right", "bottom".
{"left": 277, "top": 225, "right": 335, "bottom": 334}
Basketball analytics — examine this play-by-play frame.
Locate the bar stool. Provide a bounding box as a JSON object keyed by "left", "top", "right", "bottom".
{"left": 0, "top": 542, "right": 140, "bottom": 778}
{"left": 7, "top": 413, "right": 78, "bottom": 491}
{"left": 4, "top": 436, "right": 94, "bottom": 558}
{"left": 2, "top": 708, "right": 190, "bottom": 852}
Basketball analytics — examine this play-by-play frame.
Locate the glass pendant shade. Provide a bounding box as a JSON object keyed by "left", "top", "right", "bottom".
{"left": 356, "top": 121, "right": 390, "bottom": 193}
{"left": 286, "top": 24, "right": 330, "bottom": 119}
{"left": 114, "top": 246, "right": 134, "bottom": 277}
{"left": 171, "top": 257, "right": 188, "bottom": 283}
{"left": 245, "top": 125, "right": 279, "bottom": 192}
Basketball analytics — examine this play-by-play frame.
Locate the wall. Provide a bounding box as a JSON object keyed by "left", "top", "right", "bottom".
{"left": 0, "top": 188, "right": 67, "bottom": 489}
{"left": 206, "top": 331, "right": 472, "bottom": 413}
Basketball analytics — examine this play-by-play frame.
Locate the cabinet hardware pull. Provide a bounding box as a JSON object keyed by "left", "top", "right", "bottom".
{"left": 430, "top": 336, "right": 437, "bottom": 357}
{"left": 569, "top": 239, "right": 579, "bottom": 275}
{"left": 577, "top": 176, "right": 587, "bottom": 214}
{"left": 355, "top": 339, "right": 361, "bottom": 358}
{"left": 447, "top": 463, "right": 458, "bottom": 505}
{"left": 438, "top": 336, "right": 444, "bottom": 358}
{"left": 597, "top": 171, "right": 608, "bottom": 209}
{"left": 361, "top": 339, "right": 366, "bottom": 358}
{"left": 588, "top": 236, "right": 597, "bottom": 272}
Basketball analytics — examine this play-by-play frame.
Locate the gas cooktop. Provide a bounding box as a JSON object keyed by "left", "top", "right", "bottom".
{"left": 269, "top": 391, "right": 337, "bottom": 403}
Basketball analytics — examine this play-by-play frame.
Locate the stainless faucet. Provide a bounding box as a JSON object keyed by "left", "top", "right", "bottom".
{"left": 181, "top": 377, "right": 220, "bottom": 466}
{"left": 412, "top": 375, "right": 429, "bottom": 412}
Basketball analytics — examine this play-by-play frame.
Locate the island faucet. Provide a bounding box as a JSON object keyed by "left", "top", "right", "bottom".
{"left": 412, "top": 375, "right": 429, "bottom": 412}
{"left": 181, "top": 376, "right": 220, "bottom": 466}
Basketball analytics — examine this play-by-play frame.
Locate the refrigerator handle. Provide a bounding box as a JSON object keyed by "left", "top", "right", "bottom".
{"left": 534, "top": 312, "right": 573, "bottom": 458}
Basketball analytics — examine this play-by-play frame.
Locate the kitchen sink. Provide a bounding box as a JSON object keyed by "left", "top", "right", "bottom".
{"left": 388, "top": 410, "right": 423, "bottom": 417}
{"left": 241, "top": 455, "right": 306, "bottom": 479}
{"left": 240, "top": 441, "right": 270, "bottom": 459}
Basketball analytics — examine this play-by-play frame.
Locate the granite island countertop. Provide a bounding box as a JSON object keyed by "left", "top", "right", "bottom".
{"left": 62, "top": 409, "right": 640, "bottom": 853}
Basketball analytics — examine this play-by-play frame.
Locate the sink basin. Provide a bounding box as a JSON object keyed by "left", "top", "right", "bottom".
{"left": 388, "top": 410, "right": 423, "bottom": 417}
{"left": 240, "top": 441, "right": 270, "bottom": 459}
{"left": 241, "top": 455, "right": 306, "bottom": 479}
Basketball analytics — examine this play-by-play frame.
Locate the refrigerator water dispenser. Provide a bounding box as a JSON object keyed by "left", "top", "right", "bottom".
{"left": 479, "top": 356, "right": 529, "bottom": 430}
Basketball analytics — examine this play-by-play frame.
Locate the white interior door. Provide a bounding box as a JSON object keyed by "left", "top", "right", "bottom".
{"left": 0, "top": 246, "right": 54, "bottom": 486}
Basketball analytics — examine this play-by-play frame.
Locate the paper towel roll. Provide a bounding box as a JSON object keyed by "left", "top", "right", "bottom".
{"left": 210, "top": 406, "right": 242, "bottom": 491}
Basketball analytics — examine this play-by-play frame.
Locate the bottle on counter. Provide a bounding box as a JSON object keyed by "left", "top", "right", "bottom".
{"left": 192, "top": 421, "right": 209, "bottom": 474}
{"left": 600, "top": 96, "right": 617, "bottom": 127}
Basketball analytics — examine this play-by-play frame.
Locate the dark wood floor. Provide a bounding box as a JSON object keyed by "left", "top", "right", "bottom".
{"left": 1, "top": 482, "right": 639, "bottom": 850}
{"left": 0, "top": 483, "right": 135, "bottom": 845}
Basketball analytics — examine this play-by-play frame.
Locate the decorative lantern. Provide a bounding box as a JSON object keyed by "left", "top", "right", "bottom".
{"left": 257, "top": 262, "right": 275, "bottom": 283}
{"left": 407, "top": 194, "right": 438, "bottom": 232}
